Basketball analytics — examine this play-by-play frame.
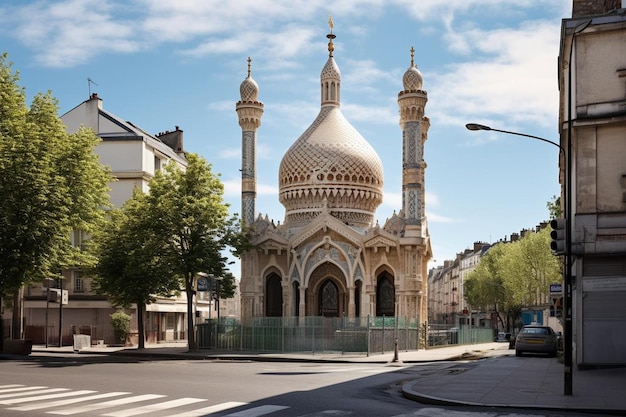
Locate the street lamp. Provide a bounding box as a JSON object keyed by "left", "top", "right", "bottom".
{"left": 465, "top": 122, "right": 571, "bottom": 395}
{"left": 465, "top": 124, "right": 563, "bottom": 153}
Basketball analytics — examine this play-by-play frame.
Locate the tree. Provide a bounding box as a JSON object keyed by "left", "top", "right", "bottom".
{"left": 504, "top": 227, "right": 561, "bottom": 309}
{"left": 144, "top": 153, "right": 240, "bottom": 351}
{"left": 464, "top": 243, "right": 518, "bottom": 330}
{"left": 464, "top": 227, "right": 562, "bottom": 331}
{"left": 0, "top": 54, "right": 111, "bottom": 344}
{"left": 90, "top": 190, "right": 182, "bottom": 349}
{"left": 547, "top": 195, "right": 561, "bottom": 218}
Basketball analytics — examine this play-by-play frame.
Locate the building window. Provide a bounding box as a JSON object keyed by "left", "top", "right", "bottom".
{"left": 71, "top": 230, "right": 87, "bottom": 251}
{"left": 155, "top": 156, "right": 162, "bottom": 172}
{"left": 74, "top": 272, "right": 84, "bottom": 292}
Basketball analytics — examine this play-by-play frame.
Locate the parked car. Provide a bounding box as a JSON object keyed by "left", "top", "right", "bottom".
{"left": 494, "top": 332, "right": 511, "bottom": 342}
{"left": 515, "top": 325, "right": 558, "bottom": 357}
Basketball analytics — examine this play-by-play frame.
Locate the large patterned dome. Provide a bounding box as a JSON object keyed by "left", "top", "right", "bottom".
{"left": 278, "top": 33, "right": 383, "bottom": 228}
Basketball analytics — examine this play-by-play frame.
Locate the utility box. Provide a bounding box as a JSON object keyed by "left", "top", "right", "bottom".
{"left": 72, "top": 334, "right": 91, "bottom": 352}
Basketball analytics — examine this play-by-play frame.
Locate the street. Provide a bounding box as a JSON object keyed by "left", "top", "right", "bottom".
{"left": 0, "top": 354, "right": 596, "bottom": 416}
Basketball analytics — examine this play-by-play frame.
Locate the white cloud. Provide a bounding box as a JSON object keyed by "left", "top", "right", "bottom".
{"left": 429, "top": 20, "right": 561, "bottom": 130}
{"left": 10, "top": 0, "right": 140, "bottom": 67}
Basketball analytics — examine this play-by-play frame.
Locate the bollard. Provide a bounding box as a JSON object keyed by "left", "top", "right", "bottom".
{"left": 392, "top": 337, "right": 399, "bottom": 362}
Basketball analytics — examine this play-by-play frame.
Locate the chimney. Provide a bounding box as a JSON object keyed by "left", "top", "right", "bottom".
{"left": 157, "top": 126, "right": 185, "bottom": 155}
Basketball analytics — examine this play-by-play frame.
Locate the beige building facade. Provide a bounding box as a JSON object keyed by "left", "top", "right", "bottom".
{"left": 237, "top": 32, "right": 431, "bottom": 323}
{"left": 561, "top": 0, "right": 626, "bottom": 366}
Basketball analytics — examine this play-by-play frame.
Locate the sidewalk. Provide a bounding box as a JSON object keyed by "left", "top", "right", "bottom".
{"left": 28, "top": 341, "right": 626, "bottom": 414}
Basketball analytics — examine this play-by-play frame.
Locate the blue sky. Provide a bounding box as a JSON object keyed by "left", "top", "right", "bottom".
{"left": 0, "top": 0, "right": 571, "bottom": 276}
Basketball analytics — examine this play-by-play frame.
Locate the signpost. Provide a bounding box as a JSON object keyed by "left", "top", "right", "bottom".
{"left": 550, "top": 283, "right": 563, "bottom": 319}
{"left": 550, "top": 283, "right": 563, "bottom": 294}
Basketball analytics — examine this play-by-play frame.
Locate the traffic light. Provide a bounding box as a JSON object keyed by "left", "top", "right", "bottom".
{"left": 550, "top": 218, "right": 566, "bottom": 255}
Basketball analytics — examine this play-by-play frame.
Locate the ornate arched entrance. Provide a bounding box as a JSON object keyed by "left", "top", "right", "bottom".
{"left": 376, "top": 271, "right": 395, "bottom": 317}
{"left": 265, "top": 273, "right": 282, "bottom": 317}
{"left": 319, "top": 279, "right": 339, "bottom": 317}
{"left": 306, "top": 262, "right": 347, "bottom": 317}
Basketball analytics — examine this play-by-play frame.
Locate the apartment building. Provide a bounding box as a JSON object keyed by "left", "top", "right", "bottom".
{"left": 560, "top": 0, "right": 626, "bottom": 366}
{"left": 21, "top": 94, "right": 206, "bottom": 345}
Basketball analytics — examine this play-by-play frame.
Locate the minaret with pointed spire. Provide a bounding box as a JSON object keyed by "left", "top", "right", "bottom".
{"left": 398, "top": 47, "right": 429, "bottom": 237}
{"left": 236, "top": 57, "right": 264, "bottom": 226}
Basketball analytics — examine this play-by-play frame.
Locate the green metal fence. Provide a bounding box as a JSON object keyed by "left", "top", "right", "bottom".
{"left": 196, "top": 316, "right": 422, "bottom": 354}
{"left": 426, "top": 324, "right": 495, "bottom": 346}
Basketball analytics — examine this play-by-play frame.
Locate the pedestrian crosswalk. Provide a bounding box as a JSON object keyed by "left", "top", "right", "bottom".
{"left": 0, "top": 384, "right": 281, "bottom": 416}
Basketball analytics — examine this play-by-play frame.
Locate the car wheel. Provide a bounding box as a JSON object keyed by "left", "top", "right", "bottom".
{"left": 515, "top": 349, "right": 522, "bottom": 357}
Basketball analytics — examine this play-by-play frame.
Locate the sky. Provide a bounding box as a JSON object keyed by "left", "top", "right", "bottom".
{"left": 0, "top": 0, "right": 572, "bottom": 278}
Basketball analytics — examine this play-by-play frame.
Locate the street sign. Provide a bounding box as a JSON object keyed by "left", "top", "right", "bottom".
{"left": 197, "top": 277, "right": 209, "bottom": 292}
{"left": 550, "top": 283, "right": 563, "bottom": 294}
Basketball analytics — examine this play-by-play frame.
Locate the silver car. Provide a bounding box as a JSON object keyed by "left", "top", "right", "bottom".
{"left": 515, "top": 325, "right": 558, "bottom": 357}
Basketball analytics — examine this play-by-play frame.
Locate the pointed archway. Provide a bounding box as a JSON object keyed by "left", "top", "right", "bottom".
{"left": 319, "top": 279, "right": 339, "bottom": 317}
{"left": 265, "top": 273, "right": 283, "bottom": 317}
{"left": 376, "top": 271, "right": 395, "bottom": 317}
{"left": 306, "top": 262, "right": 347, "bottom": 317}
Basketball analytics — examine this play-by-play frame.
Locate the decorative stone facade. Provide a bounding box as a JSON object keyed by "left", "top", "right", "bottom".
{"left": 237, "top": 30, "right": 432, "bottom": 323}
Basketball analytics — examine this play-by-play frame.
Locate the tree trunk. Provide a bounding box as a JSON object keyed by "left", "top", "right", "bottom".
{"left": 11, "top": 288, "right": 22, "bottom": 339}
{"left": 137, "top": 300, "right": 145, "bottom": 349}
{"left": 186, "top": 274, "right": 196, "bottom": 351}
{"left": 0, "top": 297, "right": 4, "bottom": 352}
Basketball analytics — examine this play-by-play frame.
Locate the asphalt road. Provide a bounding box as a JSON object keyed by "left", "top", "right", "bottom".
{"left": 0, "top": 355, "right": 596, "bottom": 417}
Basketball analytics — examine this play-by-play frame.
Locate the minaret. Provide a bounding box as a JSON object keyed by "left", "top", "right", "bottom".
{"left": 236, "top": 57, "right": 264, "bottom": 226}
{"left": 398, "top": 47, "right": 429, "bottom": 237}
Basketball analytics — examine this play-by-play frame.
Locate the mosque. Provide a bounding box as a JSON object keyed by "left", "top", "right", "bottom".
{"left": 235, "top": 27, "right": 431, "bottom": 323}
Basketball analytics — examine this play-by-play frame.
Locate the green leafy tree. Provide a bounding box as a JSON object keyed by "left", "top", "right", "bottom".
{"left": 464, "top": 243, "right": 518, "bottom": 330}
{"left": 504, "top": 227, "right": 561, "bottom": 309}
{"left": 218, "top": 272, "right": 237, "bottom": 300}
{"left": 547, "top": 195, "right": 561, "bottom": 218}
{"left": 0, "top": 54, "right": 111, "bottom": 344}
{"left": 144, "top": 153, "right": 242, "bottom": 350}
{"left": 90, "top": 190, "right": 182, "bottom": 349}
{"left": 465, "top": 227, "right": 562, "bottom": 331}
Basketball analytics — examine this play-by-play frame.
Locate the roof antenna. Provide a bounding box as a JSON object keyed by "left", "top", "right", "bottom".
{"left": 87, "top": 77, "right": 98, "bottom": 96}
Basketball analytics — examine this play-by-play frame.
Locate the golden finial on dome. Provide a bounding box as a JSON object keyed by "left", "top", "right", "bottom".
{"left": 410, "top": 47, "right": 415, "bottom": 67}
{"left": 327, "top": 15, "right": 336, "bottom": 57}
{"left": 247, "top": 56, "right": 252, "bottom": 78}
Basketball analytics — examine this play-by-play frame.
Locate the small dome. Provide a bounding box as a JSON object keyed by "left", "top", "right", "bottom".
{"left": 240, "top": 77, "right": 259, "bottom": 101}
{"left": 239, "top": 57, "right": 259, "bottom": 101}
{"left": 402, "top": 47, "right": 423, "bottom": 91}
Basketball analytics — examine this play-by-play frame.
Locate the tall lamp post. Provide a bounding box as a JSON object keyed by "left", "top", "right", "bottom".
{"left": 465, "top": 122, "right": 571, "bottom": 395}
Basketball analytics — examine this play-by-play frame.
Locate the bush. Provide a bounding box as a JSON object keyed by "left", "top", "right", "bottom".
{"left": 110, "top": 311, "right": 130, "bottom": 345}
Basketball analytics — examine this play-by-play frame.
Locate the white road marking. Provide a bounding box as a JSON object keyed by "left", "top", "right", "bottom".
{"left": 47, "top": 394, "right": 166, "bottom": 415}
{"left": 102, "top": 397, "right": 206, "bottom": 417}
{"left": 0, "top": 388, "right": 69, "bottom": 402}
{"left": 8, "top": 391, "right": 130, "bottom": 411}
{"left": 0, "top": 389, "right": 94, "bottom": 405}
